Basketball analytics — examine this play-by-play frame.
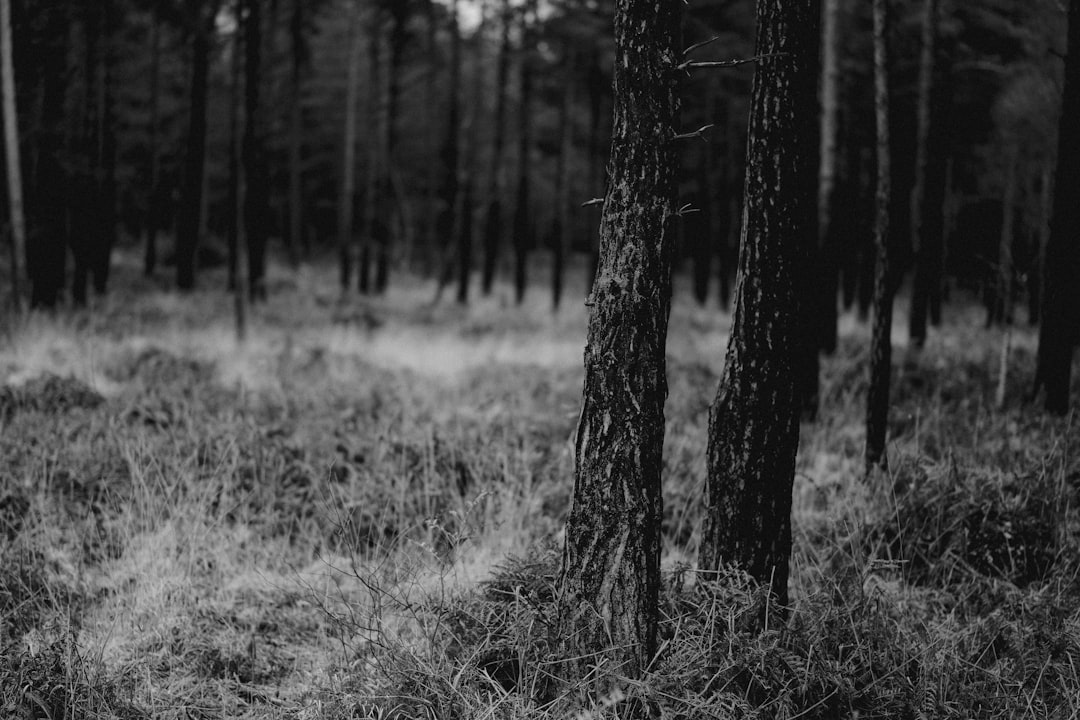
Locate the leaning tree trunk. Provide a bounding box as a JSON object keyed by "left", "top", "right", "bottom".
{"left": 865, "top": 0, "right": 893, "bottom": 472}
{"left": 698, "top": 0, "right": 819, "bottom": 606}
{"left": 1034, "top": 0, "right": 1080, "bottom": 415}
{"left": 557, "top": 0, "right": 680, "bottom": 708}
{"left": 1, "top": 0, "right": 26, "bottom": 313}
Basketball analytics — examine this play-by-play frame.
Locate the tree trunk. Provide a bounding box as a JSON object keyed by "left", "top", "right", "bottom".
{"left": 481, "top": 0, "right": 510, "bottom": 296}
{"left": 585, "top": 47, "right": 606, "bottom": 295}
{"left": 457, "top": 8, "right": 488, "bottom": 305}
{"left": 244, "top": 0, "right": 269, "bottom": 301}
{"left": 1029, "top": 164, "right": 1052, "bottom": 326}
{"left": 287, "top": 0, "right": 304, "bottom": 260}
{"left": 378, "top": 4, "right": 409, "bottom": 295}
{"left": 550, "top": 48, "right": 574, "bottom": 312}
{"left": 1, "top": 0, "right": 25, "bottom": 313}
{"left": 227, "top": 0, "right": 243, "bottom": 292}
{"left": 558, "top": 0, "right": 680, "bottom": 705}
{"left": 339, "top": 0, "right": 360, "bottom": 290}
{"left": 144, "top": 4, "right": 162, "bottom": 277}
{"left": 91, "top": 0, "right": 117, "bottom": 297}
{"left": 817, "top": 0, "right": 841, "bottom": 354}
{"left": 908, "top": 0, "right": 941, "bottom": 348}
{"left": 1034, "top": 0, "right": 1080, "bottom": 415}
{"left": 511, "top": 0, "right": 534, "bottom": 305}
{"left": 698, "top": 0, "right": 819, "bottom": 606}
{"left": 435, "top": 0, "right": 461, "bottom": 297}
{"left": 359, "top": 9, "right": 382, "bottom": 294}
{"left": 176, "top": 2, "right": 215, "bottom": 291}
{"left": 865, "top": 0, "right": 893, "bottom": 472}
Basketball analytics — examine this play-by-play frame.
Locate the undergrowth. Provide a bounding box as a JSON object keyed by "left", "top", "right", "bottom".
{"left": 0, "top": 257, "right": 1077, "bottom": 718}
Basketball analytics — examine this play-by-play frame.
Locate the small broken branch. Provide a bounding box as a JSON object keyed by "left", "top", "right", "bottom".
{"left": 678, "top": 52, "right": 786, "bottom": 72}
{"left": 682, "top": 34, "right": 724, "bottom": 57}
{"left": 581, "top": 197, "right": 604, "bottom": 207}
{"left": 674, "top": 123, "right": 714, "bottom": 141}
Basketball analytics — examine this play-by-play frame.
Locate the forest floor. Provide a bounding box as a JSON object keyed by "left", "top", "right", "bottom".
{"left": 1, "top": 249, "right": 1079, "bottom": 719}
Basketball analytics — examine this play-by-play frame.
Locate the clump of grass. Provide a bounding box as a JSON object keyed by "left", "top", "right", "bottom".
{"left": 0, "top": 373, "right": 104, "bottom": 420}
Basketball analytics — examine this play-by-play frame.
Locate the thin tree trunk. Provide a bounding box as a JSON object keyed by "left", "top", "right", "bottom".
{"left": 359, "top": 10, "right": 381, "bottom": 294}
{"left": 481, "top": 0, "right": 510, "bottom": 296}
{"left": 550, "top": 48, "right": 574, "bottom": 311}
{"left": 995, "top": 145, "right": 1018, "bottom": 408}
{"left": 585, "top": 47, "right": 605, "bottom": 295}
{"left": 436, "top": 0, "right": 461, "bottom": 295}
{"left": 457, "top": 8, "right": 487, "bottom": 305}
{"left": 176, "top": 2, "right": 215, "bottom": 291}
{"left": 512, "top": 0, "right": 534, "bottom": 305}
{"left": 1, "top": 0, "right": 26, "bottom": 313}
{"left": 287, "top": 0, "right": 304, "bottom": 261}
{"left": 558, "top": 0, "right": 680, "bottom": 706}
{"left": 227, "top": 0, "right": 242, "bottom": 292}
{"left": 908, "top": 0, "right": 940, "bottom": 347}
{"left": 378, "top": 4, "right": 409, "bottom": 294}
{"left": 144, "top": 4, "right": 162, "bottom": 277}
{"left": 698, "top": 0, "right": 819, "bottom": 606}
{"left": 817, "top": 0, "right": 841, "bottom": 353}
{"left": 1034, "top": 0, "right": 1080, "bottom": 416}
{"left": 865, "top": 0, "right": 893, "bottom": 472}
{"left": 243, "top": 0, "right": 269, "bottom": 301}
{"left": 92, "top": 0, "right": 117, "bottom": 296}
{"left": 1030, "top": 163, "right": 1051, "bottom": 326}
{"left": 339, "top": 0, "right": 360, "bottom": 290}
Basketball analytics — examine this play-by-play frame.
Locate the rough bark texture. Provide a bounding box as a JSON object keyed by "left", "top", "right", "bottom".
{"left": 1034, "top": 0, "right": 1080, "bottom": 415}
{"left": 908, "top": 0, "right": 941, "bottom": 347}
{"left": 1, "top": 0, "right": 26, "bottom": 312}
{"left": 865, "top": 0, "right": 892, "bottom": 472}
{"left": 557, "top": 0, "right": 680, "bottom": 704}
{"left": 698, "top": 0, "right": 819, "bottom": 606}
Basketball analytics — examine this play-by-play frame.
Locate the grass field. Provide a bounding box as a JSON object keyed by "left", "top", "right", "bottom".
{"left": 1, "top": 250, "right": 1079, "bottom": 719}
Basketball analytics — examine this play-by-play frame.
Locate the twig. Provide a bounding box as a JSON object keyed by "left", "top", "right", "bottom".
{"left": 674, "top": 123, "right": 714, "bottom": 141}
{"left": 581, "top": 197, "right": 604, "bottom": 208}
{"left": 682, "top": 34, "right": 724, "bottom": 57}
{"left": 678, "top": 52, "right": 786, "bottom": 72}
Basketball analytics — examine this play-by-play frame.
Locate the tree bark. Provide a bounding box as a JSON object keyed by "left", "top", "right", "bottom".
{"left": 1034, "top": 0, "right": 1080, "bottom": 415}
{"left": 558, "top": 0, "right": 680, "bottom": 706}
{"left": 436, "top": 0, "right": 461, "bottom": 297}
{"left": 1, "top": 0, "right": 25, "bottom": 313}
{"left": 339, "top": 0, "right": 360, "bottom": 290}
{"left": 698, "top": 0, "right": 818, "bottom": 606}
{"left": 243, "top": 0, "right": 269, "bottom": 301}
{"left": 227, "top": 0, "right": 243, "bottom": 292}
{"left": 865, "top": 0, "right": 893, "bottom": 472}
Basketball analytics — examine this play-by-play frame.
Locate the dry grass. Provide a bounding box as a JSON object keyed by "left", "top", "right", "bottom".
{"left": 1, "top": 250, "right": 1078, "bottom": 719}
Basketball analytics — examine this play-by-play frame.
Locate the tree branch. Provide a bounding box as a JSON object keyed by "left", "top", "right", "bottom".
{"left": 678, "top": 52, "right": 786, "bottom": 72}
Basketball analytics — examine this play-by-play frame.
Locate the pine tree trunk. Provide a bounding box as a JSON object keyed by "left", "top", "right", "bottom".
{"left": 481, "top": 0, "right": 510, "bottom": 296}
{"left": 558, "top": 1, "right": 680, "bottom": 705}
{"left": 227, "top": 0, "right": 242, "bottom": 292}
{"left": 339, "top": 0, "right": 360, "bottom": 290}
{"left": 550, "top": 49, "right": 574, "bottom": 311}
{"left": 144, "top": 5, "right": 162, "bottom": 277}
{"left": 244, "top": 0, "right": 269, "bottom": 301}
{"left": 378, "top": 5, "right": 409, "bottom": 294}
{"left": 176, "top": 3, "right": 215, "bottom": 291}
{"left": 512, "top": 0, "right": 534, "bottom": 305}
{"left": 1034, "top": 0, "right": 1080, "bottom": 415}
{"left": 436, "top": 0, "right": 461, "bottom": 295}
{"left": 865, "top": 0, "right": 893, "bottom": 472}
{"left": 1, "top": 0, "right": 26, "bottom": 313}
{"left": 698, "top": 0, "right": 819, "bottom": 606}
{"left": 585, "top": 47, "right": 605, "bottom": 295}
{"left": 287, "top": 0, "right": 304, "bottom": 261}
{"left": 817, "top": 0, "right": 841, "bottom": 354}
{"left": 92, "top": 0, "right": 117, "bottom": 297}
{"left": 1030, "top": 164, "right": 1051, "bottom": 326}
{"left": 359, "top": 10, "right": 381, "bottom": 294}
{"left": 908, "top": 0, "right": 940, "bottom": 348}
